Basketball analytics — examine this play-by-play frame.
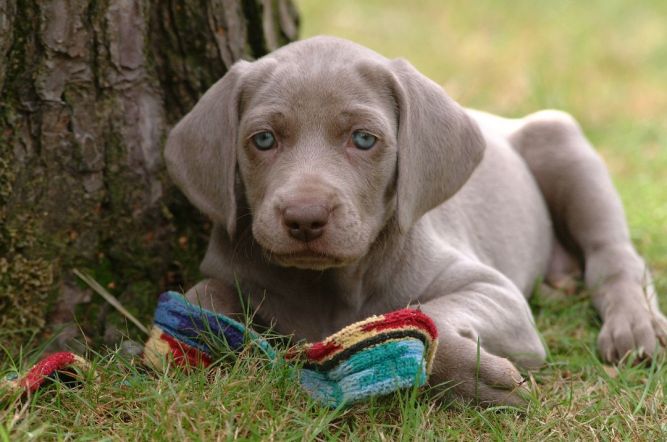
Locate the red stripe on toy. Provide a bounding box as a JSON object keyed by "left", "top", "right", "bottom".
{"left": 304, "top": 341, "right": 343, "bottom": 361}
{"left": 19, "top": 352, "right": 76, "bottom": 393}
{"left": 361, "top": 309, "right": 438, "bottom": 339}
{"left": 160, "top": 333, "right": 212, "bottom": 367}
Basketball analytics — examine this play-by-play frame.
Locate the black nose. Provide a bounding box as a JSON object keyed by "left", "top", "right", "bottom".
{"left": 283, "top": 204, "right": 330, "bottom": 242}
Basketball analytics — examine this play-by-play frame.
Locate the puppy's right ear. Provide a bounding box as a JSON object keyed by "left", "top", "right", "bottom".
{"left": 165, "top": 61, "right": 250, "bottom": 238}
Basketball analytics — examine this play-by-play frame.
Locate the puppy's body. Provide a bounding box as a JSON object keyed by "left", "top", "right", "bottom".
{"left": 200, "top": 126, "right": 551, "bottom": 339}
{"left": 166, "top": 36, "right": 666, "bottom": 405}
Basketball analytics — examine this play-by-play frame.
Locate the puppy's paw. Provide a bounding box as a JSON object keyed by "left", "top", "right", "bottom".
{"left": 430, "top": 331, "right": 531, "bottom": 407}
{"left": 597, "top": 305, "right": 666, "bottom": 363}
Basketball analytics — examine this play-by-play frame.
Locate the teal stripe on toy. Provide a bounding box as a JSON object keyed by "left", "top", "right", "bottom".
{"left": 299, "top": 339, "right": 428, "bottom": 407}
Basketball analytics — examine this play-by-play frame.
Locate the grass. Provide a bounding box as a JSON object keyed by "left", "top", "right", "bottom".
{"left": 2, "top": 0, "right": 667, "bottom": 440}
{"left": 1, "top": 299, "right": 666, "bottom": 440}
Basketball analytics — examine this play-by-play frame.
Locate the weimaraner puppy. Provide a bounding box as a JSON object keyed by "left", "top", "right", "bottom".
{"left": 165, "top": 36, "right": 667, "bottom": 405}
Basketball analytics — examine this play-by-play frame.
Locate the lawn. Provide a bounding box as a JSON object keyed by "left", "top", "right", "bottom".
{"left": 2, "top": 0, "right": 666, "bottom": 440}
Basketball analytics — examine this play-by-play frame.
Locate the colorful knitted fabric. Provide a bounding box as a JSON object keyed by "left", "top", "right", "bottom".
{"left": 1, "top": 352, "right": 94, "bottom": 395}
{"left": 143, "top": 291, "right": 438, "bottom": 407}
{"left": 294, "top": 309, "right": 438, "bottom": 407}
{"left": 143, "top": 291, "right": 275, "bottom": 370}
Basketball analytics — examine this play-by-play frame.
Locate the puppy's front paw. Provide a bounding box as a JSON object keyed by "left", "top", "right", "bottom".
{"left": 430, "top": 331, "right": 530, "bottom": 407}
{"left": 597, "top": 305, "right": 666, "bottom": 363}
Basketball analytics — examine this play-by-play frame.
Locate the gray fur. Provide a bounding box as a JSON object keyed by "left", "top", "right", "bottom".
{"left": 164, "top": 36, "right": 667, "bottom": 406}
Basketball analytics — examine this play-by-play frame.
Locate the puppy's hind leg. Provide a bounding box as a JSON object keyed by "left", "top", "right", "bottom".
{"left": 510, "top": 110, "right": 667, "bottom": 362}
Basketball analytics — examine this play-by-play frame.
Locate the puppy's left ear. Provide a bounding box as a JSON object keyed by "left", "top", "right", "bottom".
{"left": 389, "top": 59, "right": 486, "bottom": 232}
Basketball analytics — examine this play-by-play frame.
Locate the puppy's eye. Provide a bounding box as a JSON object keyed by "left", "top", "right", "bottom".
{"left": 252, "top": 131, "right": 276, "bottom": 150}
{"left": 351, "top": 130, "right": 377, "bottom": 150}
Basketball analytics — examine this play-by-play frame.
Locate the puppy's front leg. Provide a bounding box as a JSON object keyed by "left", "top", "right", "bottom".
{"left": 184, "top": 278, "right": 244, "bottom": 320}
{"left": 418, "top": 260, "right": 545, "bottom": 406}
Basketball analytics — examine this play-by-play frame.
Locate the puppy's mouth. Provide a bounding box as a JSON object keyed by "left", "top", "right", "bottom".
{"left": 269, "top": 250, "right": 351, "bottom": 270}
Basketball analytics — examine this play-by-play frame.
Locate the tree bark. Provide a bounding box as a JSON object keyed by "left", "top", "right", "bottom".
{"left": 0, "top": 0, "right": 298, "bottom": 351}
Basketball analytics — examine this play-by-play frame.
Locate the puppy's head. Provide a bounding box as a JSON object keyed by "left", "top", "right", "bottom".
{"left": 165, "top": 36, "right": 485, "bottom": 270}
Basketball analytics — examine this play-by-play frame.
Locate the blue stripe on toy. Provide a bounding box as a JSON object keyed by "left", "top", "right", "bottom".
{"left": 153, "top": 291, "right": 246, "bottom": 354}
{"left": 153, "top": 291, "right": 278, "bottom": 361}
{"left": 299, "top": 339, "right": 427, "bottom": 407}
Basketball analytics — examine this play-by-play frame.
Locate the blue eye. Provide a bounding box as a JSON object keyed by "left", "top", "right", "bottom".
{"left": 252, "top": 131, "right": 276, "bottom": 150}
{"left": 351, "top": 130, "right": 377, "bottom": 150}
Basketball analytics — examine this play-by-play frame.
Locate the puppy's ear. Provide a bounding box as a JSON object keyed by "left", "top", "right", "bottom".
{"left": 164, "top": 60, "right": 250, "bottom": 238}
{"left": 389, "top": 59, "right": 486, "bottom": 232}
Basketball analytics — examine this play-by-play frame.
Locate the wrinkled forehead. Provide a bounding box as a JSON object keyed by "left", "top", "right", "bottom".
{"left": 239, "top": 40, "right": 397, "bottom": 130}
{"left": 262, "top": 72, "right": 384, "bottom": 113}
{"left": 244, "top": 66, "right": 393, "bottom": 121}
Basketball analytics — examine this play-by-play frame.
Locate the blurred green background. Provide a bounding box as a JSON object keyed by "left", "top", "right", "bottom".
{"left": 297, "top": 0, "right": 667, "bottom": 281}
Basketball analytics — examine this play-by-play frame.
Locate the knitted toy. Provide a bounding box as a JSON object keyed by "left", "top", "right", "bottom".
{"left": 143, "top": 291, "right": 438, "bottom": 407}
{"left": 1, "top": 352, "right": 94, "bottom": 396}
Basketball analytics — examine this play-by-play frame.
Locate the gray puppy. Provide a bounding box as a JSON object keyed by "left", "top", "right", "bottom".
{"left": 165, "top": 36, "right": 666, "bottom": 405}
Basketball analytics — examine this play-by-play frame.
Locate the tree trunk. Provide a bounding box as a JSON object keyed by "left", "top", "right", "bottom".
{"left": 0, "top": 0, "right": 298, "bottom": 352}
